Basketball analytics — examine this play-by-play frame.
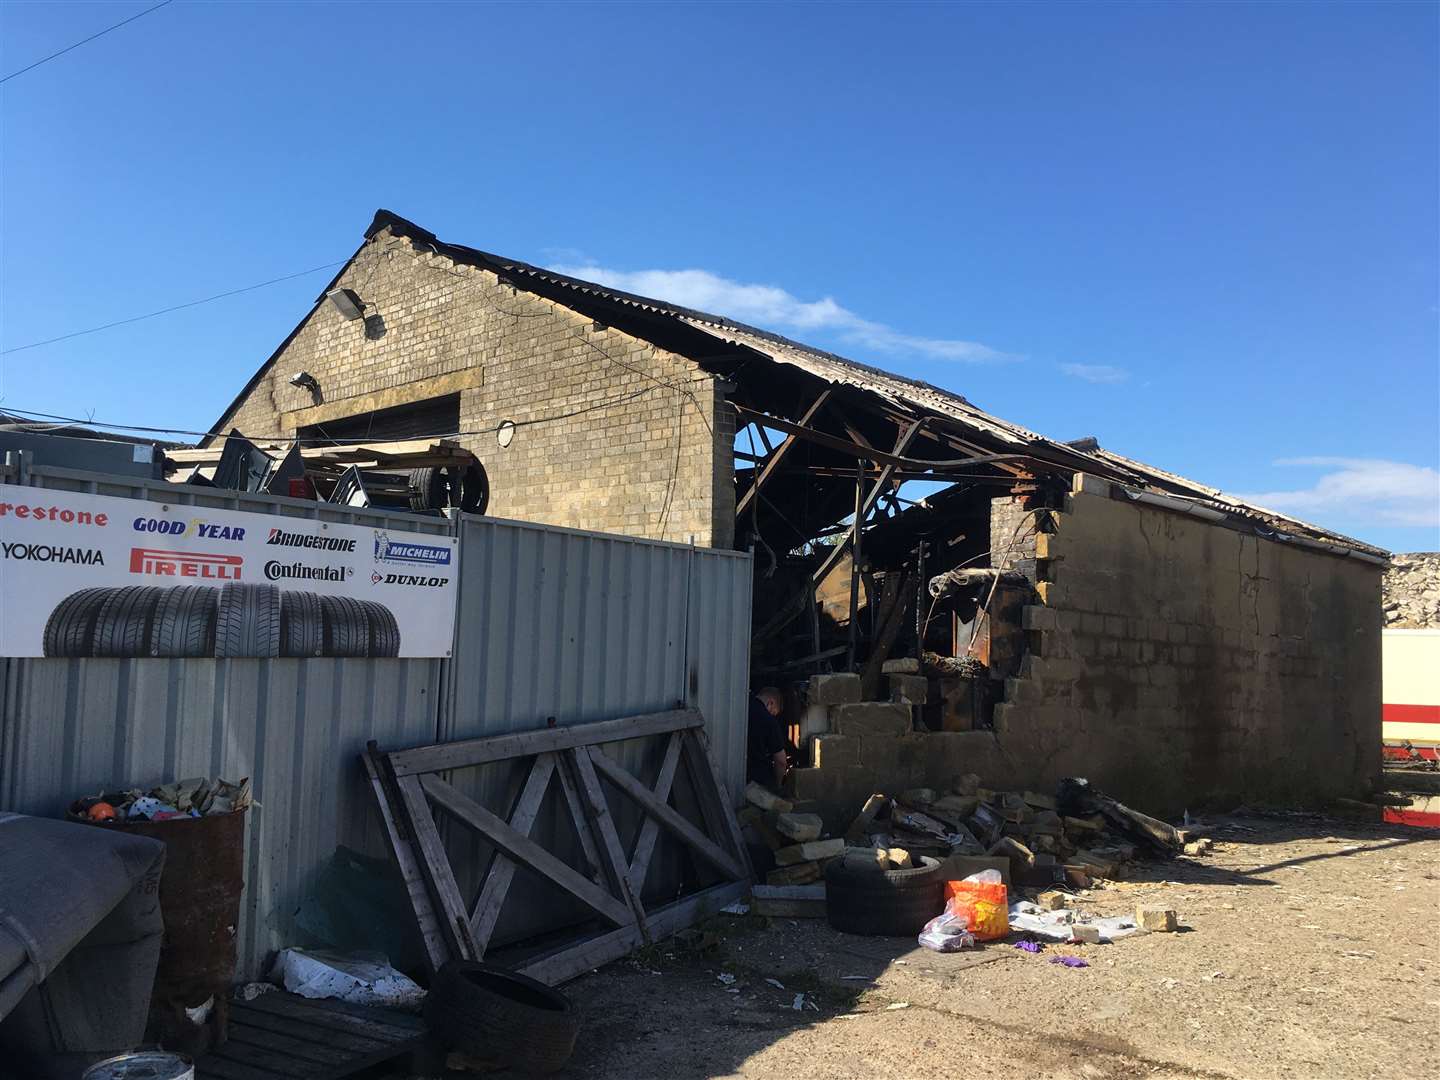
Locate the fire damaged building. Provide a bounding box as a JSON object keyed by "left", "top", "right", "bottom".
{"left": 207, "top": 210, "right": 1387, "bottom": 816}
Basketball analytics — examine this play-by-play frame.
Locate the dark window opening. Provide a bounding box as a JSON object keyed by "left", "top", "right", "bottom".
{"left": 298, "top": 393, "right": 460, "bottom": 446}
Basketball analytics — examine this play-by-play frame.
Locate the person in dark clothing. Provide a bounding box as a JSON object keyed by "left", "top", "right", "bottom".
{"left": 747, "top": 686, "right": 788, "bottom": 789}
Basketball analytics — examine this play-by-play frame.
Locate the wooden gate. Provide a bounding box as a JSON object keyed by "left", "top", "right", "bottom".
{"left": 364, "top": 708, "right": 751, "bottom": 985}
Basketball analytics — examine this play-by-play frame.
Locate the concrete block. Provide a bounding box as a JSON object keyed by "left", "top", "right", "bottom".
{"left": 832, "top": 702, "right": 912, "bottom": 736}
{"left": 1137, "top": 905, "right": 1178, "bottom": 932}
{"left": 1036, "top": 890, "right": 1068, "bottom": 911}
{"left": 1022, "top": 605, "right": 1058, "bottom": 631}
{"left": 744, "top": 782, "right": 792, "bottom": 813}
{"left": 885, "top": 847, "right": 913, "bottom": 869}
{"left": 775, "top": 838, "right": 845, "bottom": 866}
{"left": 809, "top": 734, "right": 859, "bottom": 769}
{"left": 882, "top": 658, "right": 921, "bottom": 674}
{"left": 1072, "top": 473, "right": 1112, "bottom": 498}
{"left": 888, "top": 673, "right": 929, "bottom": 705}
{"left": 766, "top": 862, "right": 822, "bottom": 886}
{"left": 1071, "top": 923, "right": 1104, "bottom": 944}
{"left": 809, "top": 673, "right": 861, "bottom": 706}
{"left": 774, "top": 812, "right": 824, "bottom": 843}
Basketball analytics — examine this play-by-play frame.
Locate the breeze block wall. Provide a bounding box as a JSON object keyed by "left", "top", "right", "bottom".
{"left": 996, "top": 473, "right": 1383, "bottom": 815}
{"left": 220, "top": 227, "right": 733, "bottom": 547}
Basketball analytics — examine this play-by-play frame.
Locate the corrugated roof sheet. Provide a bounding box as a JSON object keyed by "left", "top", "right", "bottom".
{"left": 347, "top": 211, "right": 1389, "bottom": 558}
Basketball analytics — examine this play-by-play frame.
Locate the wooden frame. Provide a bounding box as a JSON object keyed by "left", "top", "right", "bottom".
{"left": 364, "top": 709, "right": 750, "bottom": 986}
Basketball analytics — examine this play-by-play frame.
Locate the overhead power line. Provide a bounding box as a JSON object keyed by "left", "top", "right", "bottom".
{"left": 0, "top": 260, "right": 346, "bottom": 355}
{"left": 0, "top": 0, "right": 175, "bottom": 85}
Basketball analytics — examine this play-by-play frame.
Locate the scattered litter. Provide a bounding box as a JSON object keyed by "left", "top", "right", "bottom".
{"left": 1013, "top": 940, "right": 1044, "bottom": 954}
{"left": 791, "top": 993, "right": 806, "bottom": 1011}
{"left": 69, "top": 776, "right": 252, "bottom": 823}
{"left": 234, "top": 982, "right": 276, "bottom": 1002}
{"left": 884, "top": 1002, "right": 911, "bottom": 1011}
{"left": 764, "top": 977, "right": 786, "bottom": 990}
{"left": 270, "top": 948, "right": 425, "bottom": 1010}
{"left": 1050, "top": 955, "right": 1089, "bottom": 969}
{"left": 841, "top": 975, "right": 871, "bottom": 981}
{"left": 716, "top": 973, "right": 737, "bottom": 986}
{"left": 725, "top": 988, "right": 741, "bottom": 994}
{"left": 720, "top": 901, "right": 750, "bottom": 915}
{"left": 1203, "top": 971, "right": 1225, "bottom": 981}
{"left": 1158, "top": 978, "right": 1179, "bottom": 989}
{"left": 184, "top": 996, "right": 215, "bottom": 1025}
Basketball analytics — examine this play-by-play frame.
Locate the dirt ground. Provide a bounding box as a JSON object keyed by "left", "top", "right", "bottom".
{"left": 546, "top": 813, "right": 1437, "bottom": 1080}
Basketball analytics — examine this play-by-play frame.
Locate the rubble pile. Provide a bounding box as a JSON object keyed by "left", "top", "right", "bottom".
{"left": 738, "top": 782, "right": 845, "bottom": 885}
{"left": 68, "top": 776, "right": 252, "bottom": 823}
{"left": 843, "top": 774, "right": 1186, "bottom": 886}
{"left": 1383, "top": 552, "right": 1440, "bottom": 628}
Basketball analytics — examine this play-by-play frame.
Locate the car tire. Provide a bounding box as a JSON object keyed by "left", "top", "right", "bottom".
{"left": 408, "top": 467, "right": 449, "bottom": 512}
{"left": 320, "top": 595, "right": 369, "bottom": 657}
{"left": 43, "top": 587, "right": 114, "bottom": 657}
{"left": 215, "top": 583, "right": 281, "bottom": 658}
{"left": 358, "top": 600, "right": 400, "bottom": 657}
{"left": 424, "top": 961, "right": 578, "bottom": 1075}
{"left": 149, "top": 586, "right": 219, "bottom": 657}
{"left": 280, "top": 590, "right": 324, "bottom": 658}
{"left": 91, "top": 586, "right": 165, "bottom": 658}
{"left": 824, "top": 855, "right": 944, "bottom": 937}
{"left": 459, "top": 463, "right": 489, "bottom": 515}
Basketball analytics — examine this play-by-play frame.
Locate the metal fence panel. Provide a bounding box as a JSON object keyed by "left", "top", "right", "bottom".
{"left": 0, "top": 467, "right": 752, "bottom": 977}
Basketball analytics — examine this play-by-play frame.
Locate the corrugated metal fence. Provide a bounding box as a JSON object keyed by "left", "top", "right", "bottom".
{"left": 0, "top": 463, "right": 751, "bottom": 977}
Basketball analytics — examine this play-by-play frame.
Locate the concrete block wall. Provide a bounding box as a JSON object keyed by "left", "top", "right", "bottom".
{"left": 222, "top": 229, "right": 732, "bottom": 547}
{"left": 994, "top": 473, "right": 1383, "bottom": 814}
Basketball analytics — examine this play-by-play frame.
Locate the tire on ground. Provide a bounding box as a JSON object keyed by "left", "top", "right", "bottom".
{"left": 91, "top": 586, "right": 165, "bottom": 658}
{"left": 280, "top": 590, "right": 324, "bottom": 658}
{"left": 215, "top": 583, "right": 281, "bottom": 658}
{"left": 149, "top": 585, "right": 220, "bottom": 657}
{"left": 320, "top": 595, "right": 369, "bottom": 657}
{"left": 823, "top": 855, "right": 944, "bottom": 937}
{"left": 424, "top": 961, "right": 578, "bottom": 1074}
{"left": 359, "top": 600, "right": 400, "bottom": 657}
{"left": 43, "top": 587, "right": 114, "bottom": 657}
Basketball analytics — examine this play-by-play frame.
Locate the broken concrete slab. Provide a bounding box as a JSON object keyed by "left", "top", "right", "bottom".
{"left": 745, "top": 783, "right": 793, "bottom": 814}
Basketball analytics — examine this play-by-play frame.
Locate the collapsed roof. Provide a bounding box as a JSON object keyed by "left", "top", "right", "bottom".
{"left": 213, "top": 210, "right": 1387, "bottom": 561}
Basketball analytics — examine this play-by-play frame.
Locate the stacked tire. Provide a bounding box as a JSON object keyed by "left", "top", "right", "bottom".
{"left": 824, "top": 855, "right": 945, "bottom": 937}
{"left": 41, "top": 584, "right": 402, "bottom": 658}
{"left": 425, "top": 961, "right": 578, "bottom": 1075}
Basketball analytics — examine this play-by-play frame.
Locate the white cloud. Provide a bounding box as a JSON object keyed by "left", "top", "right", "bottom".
{"left": 552, "top": 264, "right": 1012, "bottom": 363}
{"left": 1234, "top": 458, "right": 1440, "bottom": 528}
{"left": 1060, "top": 363, "right": 1129, "bottom": 384}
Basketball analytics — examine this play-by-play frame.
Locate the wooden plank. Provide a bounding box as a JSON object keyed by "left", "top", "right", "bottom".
{"left": 517, "top": 879, "right": 751, "bottom": 985}
{"left": 361, "top": 746, "right": 450, "bottom": 972}
{"left": 208, "top": 1037, "right": 323, "bottom": 1077}
{"left": 627, "top": 730, "right": 683, "bottom": 896}
{"left": 586, "top": 746, "right": 745, "bottom": 880}
{"left": 681, "top": 725, "right": 752, "bottom": 869}
{"left": 240, "top": 991, "right": 426, "bottom": 1040}
{"left": 227, "top": 1004, "right": 391, "bottom": 1053}
{"left": 388, "top": 708, "right": 703, "bottom": 776}
{"left": 394, "top": 773, "right": 476, "bottom": 961}
{"left": 420, "top": 774, "right": 633, "bottom": 927}
{"left": 554, "top": 752, "right": 604, "bottom": 881}
{"left": 469, "top": 752, "right": 557, "bottom": 953}
{"left": 195, "top": 1059, "right": 278, "bottom": 1080}
{"left": 567, "top": 747, "right": 649, "bottom": 931}
{"left": 735, "top": 387, "right": 831, "bottom": 516}
{"left": 226, "top": 1023, "right": 352, "bottom": 1068}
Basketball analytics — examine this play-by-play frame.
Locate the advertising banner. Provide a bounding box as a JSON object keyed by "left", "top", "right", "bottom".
{"left": 0, "top": 484, "right": 458, "bottom": 658}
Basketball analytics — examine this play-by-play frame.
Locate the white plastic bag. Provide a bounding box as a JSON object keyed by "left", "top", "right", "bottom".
{"left": 917, "top": 911, "right": 976, "bottom": 952}
{"left": 270, "top": 948, "right": 425, "bottom": 1010}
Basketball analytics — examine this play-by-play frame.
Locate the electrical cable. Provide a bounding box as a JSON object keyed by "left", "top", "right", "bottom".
{"left": 0, "top": 260, "right": 346, "bottom": 354}
{"left": 0, "top": 0, "right": 174, "bottom": 84}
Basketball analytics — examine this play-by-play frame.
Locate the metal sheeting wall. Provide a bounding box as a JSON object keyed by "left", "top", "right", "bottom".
{"left": 0, "top": 465, "right": 751, "bottom": 978}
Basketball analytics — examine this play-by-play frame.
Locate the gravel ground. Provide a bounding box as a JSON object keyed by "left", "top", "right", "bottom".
{"left": 543, "top": 814, "right": 1437, "bottom": 1080}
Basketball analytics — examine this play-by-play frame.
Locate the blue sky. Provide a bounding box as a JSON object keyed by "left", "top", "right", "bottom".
{"left": 1, "top": 1, "right": 1435, "bottom": 551}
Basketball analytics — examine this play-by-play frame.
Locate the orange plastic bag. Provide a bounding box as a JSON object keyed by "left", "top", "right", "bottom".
{"left": 943, "top": 873, "right": 1010, "bottom": 941}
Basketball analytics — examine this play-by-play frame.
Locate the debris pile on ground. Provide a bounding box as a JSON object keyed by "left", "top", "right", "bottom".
{"left": 844, "top": 774, "right": 1187, "bottom": 886}
{"left": 738, "top": 782, "right": 846, "bottom": 887}
{"left": 67, "top": 775, "right": 252, "bottom": 823}
{"left": 1383, "top": 551, "right": 1440, "bottom": 628}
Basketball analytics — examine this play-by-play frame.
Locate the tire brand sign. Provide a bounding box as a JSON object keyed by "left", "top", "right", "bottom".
{"left": 0, "top": 485, "right": 458, "bottom": 658}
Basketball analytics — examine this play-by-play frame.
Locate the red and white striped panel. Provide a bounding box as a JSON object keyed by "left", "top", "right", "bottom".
{"left": 1382, "top": 629, "right": 1440, "bottom": 762}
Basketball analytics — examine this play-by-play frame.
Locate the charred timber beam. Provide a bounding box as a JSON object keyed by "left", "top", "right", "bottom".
{"left": 735, "top": 389, "right": 833, "bottom": 517}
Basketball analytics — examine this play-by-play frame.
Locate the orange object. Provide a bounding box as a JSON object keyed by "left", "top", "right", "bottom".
{"left": 944, "top": 877, "right": 1010, "bottom": 940}
{"left": 87, "top": 802, "right": 117, "bottom": 822}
